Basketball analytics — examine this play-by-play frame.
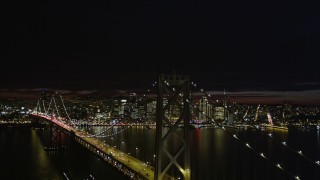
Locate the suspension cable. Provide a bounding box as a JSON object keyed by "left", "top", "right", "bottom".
{"left": 52, "top": 95, "right": 61, "bottom": 118}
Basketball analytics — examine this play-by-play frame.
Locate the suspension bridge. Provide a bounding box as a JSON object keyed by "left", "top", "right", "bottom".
{"left": 30, "top": 73, "right": 320, "bottom": 180}
{"left": 31, "top": 95, "right": 157, "bottom": 179}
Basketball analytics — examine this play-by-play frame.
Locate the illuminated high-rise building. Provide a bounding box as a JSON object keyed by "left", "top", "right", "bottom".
{"left": 119, "top": 99, "right": 127, "bottom": 115}
{"left": 198, "top": 96, "right": 212, "bottom": 122}
{"left": 214, "top": 106, "right": 224, "bottom": 122}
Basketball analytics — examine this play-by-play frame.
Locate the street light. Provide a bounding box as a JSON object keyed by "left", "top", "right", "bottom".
{"left": 135, "top": 147, "right": 139, "bottom": 159}
{"left": 153, "top": 154, "right": 156, "bottom": 166}
{"left": 121, "top": 141, "right": 126, "bottom": 152}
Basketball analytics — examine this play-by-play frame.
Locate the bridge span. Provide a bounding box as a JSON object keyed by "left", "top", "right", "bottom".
{"left": 31, "top": 113, "right": 173, "bottom": 180}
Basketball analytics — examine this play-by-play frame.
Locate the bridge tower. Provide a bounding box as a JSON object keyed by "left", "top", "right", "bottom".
{"left": 155, "top": 73, "right": 191, "bottom": 180}
{"left": 35, "top": 94, "right": 68, "bottom": 151}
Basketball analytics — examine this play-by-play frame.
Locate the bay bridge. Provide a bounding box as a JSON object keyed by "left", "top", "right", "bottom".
{"left": 30, "top": 73, "right": 320, "bottom": 180}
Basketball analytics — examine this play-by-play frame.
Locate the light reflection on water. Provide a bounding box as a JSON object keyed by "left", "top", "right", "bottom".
{"left": 0, "top": 127, "right": 63, "bottom": 180}
{"left": 81, "top": 125, "right": 319, "bottom": 180}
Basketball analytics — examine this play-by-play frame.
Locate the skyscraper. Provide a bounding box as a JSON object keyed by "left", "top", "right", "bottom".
{"left": 199, "top": 96, "right": 212, "bottom": 122}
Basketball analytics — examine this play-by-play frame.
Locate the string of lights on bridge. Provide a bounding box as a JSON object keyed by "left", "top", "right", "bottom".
{"left": 189, "top": 80, "right": 320, "bottom": 165}
{"left": 77, "top": 125, "right": 115, "bottom": 138}
{"left": 194, "top": 80, "right": 320, "bottom": 176}
{"left": 163, "top": 79, "right": 310, "bottom": 180}
{"left": 79, "top": 125, "right": 132, "bottom": 138}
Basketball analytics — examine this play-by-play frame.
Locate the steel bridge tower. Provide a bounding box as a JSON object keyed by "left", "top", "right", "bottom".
{"left": 155, "top": 73, "right": 191, "bottom": 180}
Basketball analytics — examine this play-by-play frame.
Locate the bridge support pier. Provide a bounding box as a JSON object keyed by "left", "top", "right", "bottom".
{"left": 45, "top": 124, "right": 67, "bottom": 151}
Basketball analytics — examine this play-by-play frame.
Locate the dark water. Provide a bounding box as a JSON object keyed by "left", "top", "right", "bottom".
{"left": 1, "top": 125, "right": 319, "bottom": 180}
{"left": 0, "top": 126, "right": 63, "bottom": 180}
{"left": 85, "top": 126, "right": 320, "bottom": 180}
{"left": 0, "top": 126, "right": 128, "bottom": 180}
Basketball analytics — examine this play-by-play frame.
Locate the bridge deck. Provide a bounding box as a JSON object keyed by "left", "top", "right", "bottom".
{"left": 31, "top": 113, "right": 173, "bottom": 180}
{"left": 78, "top": 132, "right": 154, "bottom": 179}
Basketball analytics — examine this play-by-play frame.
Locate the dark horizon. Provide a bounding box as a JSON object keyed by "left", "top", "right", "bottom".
{"left": 1, "top": 70, "right": 320, "bottom": 91}
{"left": 1, "top": 87, "right": 320, "bottom": 106}
{"left": 3, "top": 0, "right": 320, "bottom": 100}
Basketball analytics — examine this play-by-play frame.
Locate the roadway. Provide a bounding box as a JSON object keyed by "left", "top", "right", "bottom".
{"left": 78, "top": 131, "right": 155, "bottom": 179}
{"left": 31, "top": 113, "right": 174, "bottom": 180}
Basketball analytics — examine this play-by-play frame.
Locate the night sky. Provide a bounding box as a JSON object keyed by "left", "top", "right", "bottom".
{"left": 3, "top": 0, "right": 320, "bottom": 92}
